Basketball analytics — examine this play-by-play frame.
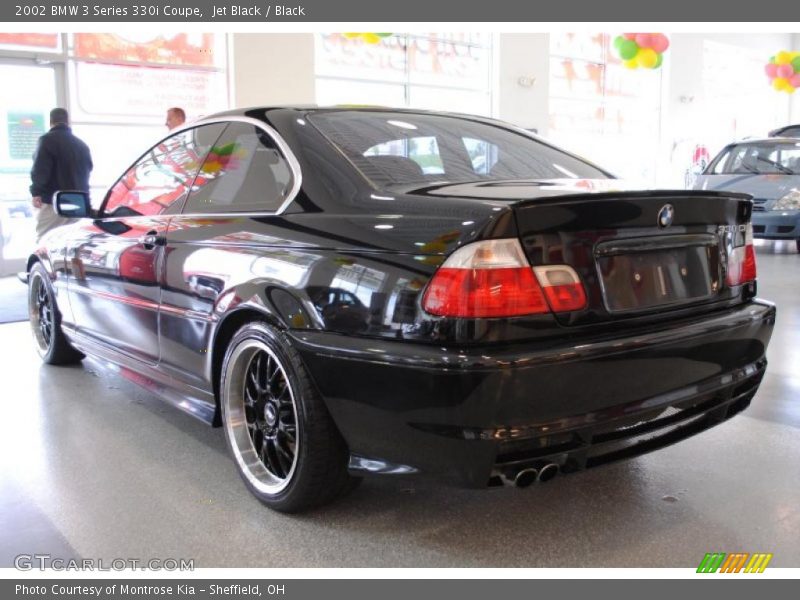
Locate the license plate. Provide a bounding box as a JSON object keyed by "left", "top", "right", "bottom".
{"left": 596, "top": 243, "right": 720, "bottom": 313}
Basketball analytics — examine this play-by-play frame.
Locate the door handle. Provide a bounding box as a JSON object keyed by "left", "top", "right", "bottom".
{"left": 139, "top": 231, "right": 165, "bottom": 249}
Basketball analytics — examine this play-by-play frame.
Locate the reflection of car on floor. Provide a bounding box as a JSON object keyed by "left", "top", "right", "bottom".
{"left": 26, "top": 106, "right": 775, "bottom": 512}
{"left": 694, "top": 137, "right": 800, "bottom": 252}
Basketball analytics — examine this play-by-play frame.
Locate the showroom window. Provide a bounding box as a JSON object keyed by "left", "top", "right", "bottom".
{"left": 548, "top": 33, "right": 663, "bottom": 183}
{"left": 701, "top": 41, "right": 788, "bottom": 156}
{"left": 315, "top": 33, "right": 494, "bottom": 116}
{"left": 66, "top": 34, "right": 230, "bottom": 199}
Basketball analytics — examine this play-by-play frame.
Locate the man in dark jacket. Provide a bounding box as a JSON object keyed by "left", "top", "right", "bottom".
{"left": 30, "top": 108, "right": 93, "bottom": 241}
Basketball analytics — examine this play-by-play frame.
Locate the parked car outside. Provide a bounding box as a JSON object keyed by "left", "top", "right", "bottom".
{"left": 27, "top": 107, "right": 775, "bottom": 512}
{"left": 694, "top": 138, "right": 800, "bottom": 252}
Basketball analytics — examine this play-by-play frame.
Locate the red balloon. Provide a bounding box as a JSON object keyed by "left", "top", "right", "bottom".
{"left": 790, "top": 73, "right": 800, "bottom": 88}
{"left": 635, "top": 33, "right": 652, "bottom": 48}
{"left": 765, "top": 63, "right": 779, "bottom": 78}
{"left": 777, "top": 64, "right": 794, "bottom": 79}
{"left": 651, "top": 34, "right": 670, "bottom": 53}
{"left": 623, "top": 33, "right": 636, "bottom": 40}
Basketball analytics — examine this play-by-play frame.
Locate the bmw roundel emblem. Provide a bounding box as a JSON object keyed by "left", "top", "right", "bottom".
{"left": 658, "top": 204, "right": 674, "bottom": 228}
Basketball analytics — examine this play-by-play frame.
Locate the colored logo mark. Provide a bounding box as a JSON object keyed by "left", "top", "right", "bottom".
{"left": 697, "top": 552, "right": 773, "bottom": 573}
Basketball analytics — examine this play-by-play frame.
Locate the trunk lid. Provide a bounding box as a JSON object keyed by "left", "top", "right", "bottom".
{"left": 509, "top": 190, "right": 754, "bottom": 326}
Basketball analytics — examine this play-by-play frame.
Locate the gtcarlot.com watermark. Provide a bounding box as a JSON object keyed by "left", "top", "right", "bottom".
{"left": 14, "top": 554, "right": 194, "bottom": 571}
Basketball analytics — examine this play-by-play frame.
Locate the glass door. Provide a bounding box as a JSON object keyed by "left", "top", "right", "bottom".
{"left": 0, "top": 62, "right": 59, "bottom": 276}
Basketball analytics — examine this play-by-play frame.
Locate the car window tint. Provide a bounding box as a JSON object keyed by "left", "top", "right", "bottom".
{"left": 103, "top": 124, "right": 225, "bottom": 218}
{"left": 309, "top": 111, "right": 609, "bottom": 188}
{"left": 184, "top": 122, "right": 294, "bottom": 215}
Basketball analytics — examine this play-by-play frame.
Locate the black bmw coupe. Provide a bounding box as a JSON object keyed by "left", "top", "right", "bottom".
{"left": 27, "top": 107, "right": 775, "bottom": 511}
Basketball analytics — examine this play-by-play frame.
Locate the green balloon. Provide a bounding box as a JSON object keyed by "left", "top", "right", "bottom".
{"left": 376, "top": 33, "right": 392, "bottom": 38}
{"left": 770, "top": 55, "right": 776, "bottom": 64}
{"left": 654, "top": 53, "right": 663, "bottom": 69}
{"left": 619, "top": 39, "right": 639, "bottom": 61}
{"left": 613, "top": 35, "right": 625, "bottom": 50}
{"left": 792, "top": 56, "right": 800, "bottom": 72}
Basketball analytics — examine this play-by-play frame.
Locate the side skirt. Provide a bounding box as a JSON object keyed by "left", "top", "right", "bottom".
{"left": 63, "top": 325, "right": 218, "bottom": 426}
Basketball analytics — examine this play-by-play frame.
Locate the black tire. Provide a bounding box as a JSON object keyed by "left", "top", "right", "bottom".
{"left": 28, "top": 263, "right": 84, "bottom": 365}
{"left": 220, "top": 321, "right": 359, "bottom": 512}
{"left": 795, "top": 238, "right": 800, "bottom": 254}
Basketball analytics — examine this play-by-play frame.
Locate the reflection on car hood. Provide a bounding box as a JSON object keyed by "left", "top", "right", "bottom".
{"left": 694, "top": 173, "right": 800, "bottom": 202}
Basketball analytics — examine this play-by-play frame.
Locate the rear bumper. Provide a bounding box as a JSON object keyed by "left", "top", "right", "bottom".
{"left": 291, "top": 300, "right": 775, "bottom": 487}
{"left": 752, "top": 210, "right": 800, "bottom": 239}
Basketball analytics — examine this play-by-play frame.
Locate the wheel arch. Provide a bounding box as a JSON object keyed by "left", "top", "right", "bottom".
{"left": 208, "top": 306, "right": 287, "bottom": 426}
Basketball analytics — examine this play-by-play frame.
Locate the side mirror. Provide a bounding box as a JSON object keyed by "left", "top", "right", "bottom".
{"left": 55, "top": 191, "right": 92, "bottom": 218}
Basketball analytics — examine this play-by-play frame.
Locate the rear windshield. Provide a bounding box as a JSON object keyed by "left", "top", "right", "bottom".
{"left": 309, "top": 111, "right": 610, "bottom": 188}
{"left": 708, "top": 141, "right": 800, "bottom": 175}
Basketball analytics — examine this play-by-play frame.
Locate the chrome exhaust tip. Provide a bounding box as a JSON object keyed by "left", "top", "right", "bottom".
{"left": 537, "top": 463, "right": 559, "bottom": 482}
{"left": 514, "top": 468, "right": 539, "bottom": 488}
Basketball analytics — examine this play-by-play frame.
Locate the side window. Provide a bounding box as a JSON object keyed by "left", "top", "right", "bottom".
{"left": 103, "top": 124, "right": 225, "bottom": 218}
{"left": 183, "top": 122, "right": 294, "bottom": 215}
{"left": 710, "top": 150, "right": 731, "bottom": 174}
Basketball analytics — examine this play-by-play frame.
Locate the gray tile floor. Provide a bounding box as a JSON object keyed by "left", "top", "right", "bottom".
{"left": 0, "top": 241, "right": 798, "bottom": 568}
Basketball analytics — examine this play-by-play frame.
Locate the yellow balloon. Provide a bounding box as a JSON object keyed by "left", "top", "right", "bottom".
{"left": 624, "top": 58, "right": 639, "bottom": 69}
{"left": 776, "top": 51, "right": 792, "bottom": 65}
{"left": 343, "top": 32, "right": 360, "bottom": 39}
{"left": 773, "top": 77, "right": 789, "bottom": 91}
{"left": 361, "top": 33, "right": 381, "bottom": 44}
{"left": 637, "top": 47, "right": 658, "bottom": 69}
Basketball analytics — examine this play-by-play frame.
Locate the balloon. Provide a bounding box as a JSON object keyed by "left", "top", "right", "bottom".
{"left": 649, "top": 34, "right": 669, "bottom": 53}
{"left": 613, "top": 35, "right": 625, "bottom": 49}
{"left": 773, "top": 77, "right": 789, "bottom": 91}
{"left": 792, "top": 56, "right": 800, "bottom": 72}
{"left": 624, "top": 58, "right": 639, "bottom": 69}
{"left": 343, "top": 33, "right": 360, "bottom": 39}
{"left": 654, "top": 53, "right": 663, "bottom": 69}
{"left": 777, "top": 64, "right": 794, "bottom": 79}
{"left": 637, "top": 47, "right": 659, "bottom": 69}
{"left": 376, "top": 33, "right": 392, "bottom": 38}
{"left": 623, "top": 33, "right": 636, "bottom": 40}
{"left": 635, "top": 33, "right": 652, "bottom": 48}
{"left": 619, "top": 39, "right": 639, "bottom": 60}
{"left": 790, "top": 73, "right": 800, "bottom": 87}
{"left": 765, "top": 63, "right": 779, "bottom": 78}
{"left": 769, "top": 55, "right": 776, "bottom": 64}
{"left": 362, "top": 33, "right": 381, "bottom": 44}
{"left": 776, "top": 51, "right": 792, "bottom": 65}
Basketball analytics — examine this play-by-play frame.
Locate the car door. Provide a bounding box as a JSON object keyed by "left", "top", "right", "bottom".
{"left": 65, "top": 124, "right": 226, "bottom": 364}
{"left": 158, "top": 120, "right": 298, "bottom": 390}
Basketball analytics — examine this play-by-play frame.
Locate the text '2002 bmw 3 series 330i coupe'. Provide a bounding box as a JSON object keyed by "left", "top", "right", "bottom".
{"left": 27, "top": 107, "right": 775, "bottom": 512}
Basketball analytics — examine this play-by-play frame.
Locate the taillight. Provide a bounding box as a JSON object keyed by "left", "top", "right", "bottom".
{"left": 533, "top": 265, "right": 588, "bottom": 312}
{"left": 422, "top": 239, "right": 587, "bottom": 318}
{"left": 726, "top": 223, "right": 757, "bottom": 287}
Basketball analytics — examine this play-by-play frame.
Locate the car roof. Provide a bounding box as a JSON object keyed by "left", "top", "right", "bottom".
{"left": 202, "top": 105, "right": 523, "bottom": 128}
{"left": 727, "top": 137, "right": 800, "bottom": 146}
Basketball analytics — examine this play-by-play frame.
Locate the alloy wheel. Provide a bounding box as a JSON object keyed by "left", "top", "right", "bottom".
{"left": 224, "top": 340, "right": 299, "bottom": 494}
{"left": 30, "top": 273, "right": 54, "bottom": 353}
